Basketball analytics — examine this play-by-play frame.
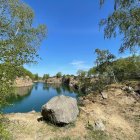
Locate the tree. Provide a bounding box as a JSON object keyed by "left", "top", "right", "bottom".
{"left": 43, "top": 74, "right": 50, "bottom": 81}
{"left": 87, "top": 68, "right": 96, "bottom": 77}
{"left": 113, "top": 55, "right": 140, "bottom": 81}
{"left": 95, "top": 49, "right": 117, "bottom": 84}
{"left": 100, "top": 0, "right": 140, "bottom": 52}
{"left": 0, "top": 0, "right": 46, "bottom": 106}
{"left": 56, "top": 72, "right": 62, "bottom": 78}
{"left": 77, "top": 70, "right": 87, "bottom": 78}
{"left": 34, "top": 74, "right": 39, "bottom": 81}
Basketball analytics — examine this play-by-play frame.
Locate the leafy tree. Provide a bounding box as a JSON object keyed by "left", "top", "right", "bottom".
{"left": 0, "top": 0, "right": 46, "bottom": 139}
{"left": 43, "top": 74, "right": 50, "bottom": 81}
{"left": 87, "top": 67, "right": 96, "bottom": 77}
{"left": 113, "top": 55, "right": 140, "bottom": 81}
{"left": 77, "top": 70, "right": 87, "bottom": 78}
{"left": 95, "top": 49, "right": 117, "bottom": 84}
{"left": 56, "top": 72, "right": 62, "bottom": 78}
{"left": 100, "top": 0, "right": 140, "bottom": 52}
{"left": 34, "top": 74, "right": 39, "bottom": 81}
{"left": 0, "top": 0, "right": 46, "bottom": 106}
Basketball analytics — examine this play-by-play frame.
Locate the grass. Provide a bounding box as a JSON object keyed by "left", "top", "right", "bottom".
{"left": 50, "top": 136, "right": 81, "bottom": 140}
{"left": 85, "top": 130, "right": 109, "bottom": 140}
{"left": 0, "top": 116, "right": 11, "bottom": 140}
{"left": 85, "top": 123, "right": 109, "bottom": 140}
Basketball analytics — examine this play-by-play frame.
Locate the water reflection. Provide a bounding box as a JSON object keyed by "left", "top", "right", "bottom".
{"left": 2, "top": 82, "right": 80, "bottom": 113}
{"left": 5, "top": 86, "right": 32, "bottom": 104}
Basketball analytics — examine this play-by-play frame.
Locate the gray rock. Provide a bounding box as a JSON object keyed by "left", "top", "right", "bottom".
{"left": 94, "top": 120, "right": 105, "bottom": 131}
{"left": 101, "top": 92, "right": 108, "bottom": 99}
{"left": 122, "top": 86, "right": 134, "bottom": 92}
{"left": 41, "top": 95, "right": 79, "bottom": 124}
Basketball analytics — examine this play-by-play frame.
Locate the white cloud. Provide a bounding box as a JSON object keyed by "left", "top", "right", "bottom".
{"left": 70, "top": 60, "right": 91, "bottom": 70}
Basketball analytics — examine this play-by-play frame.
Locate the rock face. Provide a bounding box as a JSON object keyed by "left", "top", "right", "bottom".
{"left": 41, "top": 95, "right": 79, "bottom": 124}
{"left": 46, "top": 77, "right": 62, "bottom": 84}
{"left": 14, "top": 76, "right": 33, "bottom": 87}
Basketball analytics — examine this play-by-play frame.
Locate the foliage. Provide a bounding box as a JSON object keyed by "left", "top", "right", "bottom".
{"left": 0, "top": 64, "right": 17, "bottom": 108}
{"left": 0, "top": 0, "right": 46, "bottom": 139}
{"left": 34, "top": 74, "right": 39, "bottom": 81}
{"left": 0, "top": 0, "right": 46, "bottom": 104}
{"left": 94, "top": 49, "right": 117, "bottom": 87}
{"left": 87, "top": 67, "right": 96, "bottom": 77}
{"left": 56, "top": 72, "right": 62, "bottom": 78}
{"left": 77, "top": 70, "right": 87, "bottom": 78}
{"left": 43, "top": 74, "right": 50, "bottom": 81}
{"left": 113, "top": 55, "right": 140, "bottom": 81}
{"left": 0, "top": 0, "right": 46, "bottom": 65}
{"left": 0, "top": 115, "right": 11, "bottom": 140}
{"left": 15, "top": 66, "right": 35, "bottom": 79}
{"left": 100, "top": 0, "right": 140, "bottom": 52}
{"left": 78, "top": 49, "right": 140, "bottom": 94}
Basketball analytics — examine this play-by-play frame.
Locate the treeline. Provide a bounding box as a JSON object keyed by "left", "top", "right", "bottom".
{"left": 76, "top": 51, "right": 140, "bottom": 93}
{"left": 84, "top": 55, "right": 140, "bottom": 81}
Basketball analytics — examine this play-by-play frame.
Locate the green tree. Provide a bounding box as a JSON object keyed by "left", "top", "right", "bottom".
{"left": 43, "top": 74, "right": 50, "bottom": 81}
{"left": 100, "top": 0, "right": 140, "bottom": 52}
{"left": 77, "top": 70, "right": 87, "bottom": 78}
{"left": 0, "top": 0, "right": 46, "bottom": 138}
{"left": 95, "top": 49, "right": 117, "bottom": 83}
{"left": 0, "top": 0, "right": 46, "bottom": 106}
{"left": 113, "top": 55, "right": 140, "bottom": 81}
{"left": 56, "top": 72, "right": 62, "bottom": 78}
{"left": 87, "top": 67, "right": 96, "bottom": 77}
{"left": 34, "top": 74, "right": 39, "bottom": 81}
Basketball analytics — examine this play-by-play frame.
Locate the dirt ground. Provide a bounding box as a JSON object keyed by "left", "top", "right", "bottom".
{"left": 4, "top": 86, "right": 140, "bottom": 140}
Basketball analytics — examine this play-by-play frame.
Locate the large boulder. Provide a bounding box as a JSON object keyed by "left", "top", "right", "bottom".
{"left": 41, "top": 95, "right": 79, "bottom": 124}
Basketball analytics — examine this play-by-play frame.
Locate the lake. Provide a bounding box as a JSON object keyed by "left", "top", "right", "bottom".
{"left": 2, "top": 82, "right": 79, "bottom": 113}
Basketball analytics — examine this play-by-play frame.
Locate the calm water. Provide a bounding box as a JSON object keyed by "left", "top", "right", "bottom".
{"left": 2, "top": 82, "right": 79, "bottom": 113}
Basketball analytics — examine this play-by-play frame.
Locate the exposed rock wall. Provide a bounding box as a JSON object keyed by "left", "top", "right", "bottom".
{"left": 46, "top": 77, "right": 62, "bottom": 84}
{"left": 14, "top": 76, "right": 33, "bottom": 87}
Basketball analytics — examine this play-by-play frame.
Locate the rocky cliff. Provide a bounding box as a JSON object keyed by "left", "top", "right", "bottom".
{"left": 14, "top": 76, "right": 33, "bottom": 87}
{"left": 46, "top": 77, "right": 62, "bottom": 84}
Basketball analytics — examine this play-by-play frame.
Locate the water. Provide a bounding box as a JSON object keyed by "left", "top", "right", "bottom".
{"left": 2, "top": 82, "right": 79, "bottom": 113}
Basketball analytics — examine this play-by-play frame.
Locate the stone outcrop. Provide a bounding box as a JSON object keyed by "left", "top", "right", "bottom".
{"left": 41, "top": 95, "right": 79, "bottom": 124}
{"left": 46, "top": 77, "right": 62, "bottom": 84}
{"left": 62, "top": 76, "right": 79, "bottom": 89}
{"left": 14, "top": 76, "right": 33, "bottom": 87}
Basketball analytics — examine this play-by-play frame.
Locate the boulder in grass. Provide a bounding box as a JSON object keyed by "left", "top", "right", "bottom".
{"left": 41, "top": 95, "right": 79, "bottom": 125}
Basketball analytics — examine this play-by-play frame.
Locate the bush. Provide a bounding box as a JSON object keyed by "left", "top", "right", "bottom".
{"left": 56, "top": 72, "right": 62, "bottom": 78}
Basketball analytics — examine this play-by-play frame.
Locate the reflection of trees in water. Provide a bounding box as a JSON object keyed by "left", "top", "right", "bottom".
{"left": 47, "top": 83, "right": 62, "bottom": 94}
{"left": 61, "top": 84, "right": 74, "bottom": 94}
{"left": 5, "top": 86, "right": 33, "bottom": 105}
{"left": 43, "top": 83, "right": 50, "bottom": 91}
{"left": 46, "top": 83, "right": 80, "bottom": 95}
{"left": 56, "top": 87, "right": 61, "bottom": 94}
{"left": 34, "top": 83, "right": 39, "bottom": 90}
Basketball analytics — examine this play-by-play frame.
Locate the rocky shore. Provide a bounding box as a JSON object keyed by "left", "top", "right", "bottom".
{"left": 4, "top": 84, "right": 140, "bottom": 140}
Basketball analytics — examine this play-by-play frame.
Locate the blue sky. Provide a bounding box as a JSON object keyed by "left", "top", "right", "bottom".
{"left": 23, "top": 0, "right": 128, "bottom": 76}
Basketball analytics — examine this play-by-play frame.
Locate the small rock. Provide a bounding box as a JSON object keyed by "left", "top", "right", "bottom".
{"left": 30, "top": 110, "right": 36, "bottom": 113}
{"left": 101, "top": 92, "right": 108, "bottom": 99}
{"left": 94, "top": 119, "right": 105, "bottom": 131}
{"left": 122, "top": 86, "right": 134, "bottom": 93}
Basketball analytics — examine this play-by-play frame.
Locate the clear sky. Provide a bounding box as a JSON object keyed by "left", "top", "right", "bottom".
{"left": 23, "top": 0, "right": 128, "bottom": 76}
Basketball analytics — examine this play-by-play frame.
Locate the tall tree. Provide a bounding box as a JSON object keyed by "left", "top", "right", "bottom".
{"left": 0, "top": 0, "right": 47, "bottom": 107}
{"left": 56, "top": 72, "right": 62, "bottom": 78}
{"left": 95, "top": 49, "right": 117, "bottom": 83}
{"left": 100, "top": 0, "right": 140, "bottom": 52}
